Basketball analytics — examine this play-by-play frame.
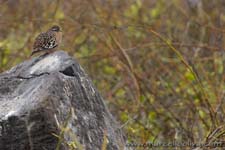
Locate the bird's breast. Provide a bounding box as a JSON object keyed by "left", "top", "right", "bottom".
{"left": 56, "top": 32, "right": 62, "bottom": 44}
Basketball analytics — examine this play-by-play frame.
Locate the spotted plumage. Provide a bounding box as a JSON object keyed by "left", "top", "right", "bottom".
{"left": 31, "top": 25, "right": 62, "bottom": 56}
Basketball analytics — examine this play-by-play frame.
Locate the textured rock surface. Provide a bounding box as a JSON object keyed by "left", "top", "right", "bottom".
{"left": 0, "top": 51, "right": 125, "bottom": 150}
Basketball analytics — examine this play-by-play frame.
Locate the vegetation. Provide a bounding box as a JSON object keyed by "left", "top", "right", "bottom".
{"left": 1, "top": 0, "right": 225, "bottom": 149}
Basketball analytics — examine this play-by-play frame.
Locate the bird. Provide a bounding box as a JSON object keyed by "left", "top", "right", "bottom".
{"left": 30, "top": 25, "right": 62, "bottom": 56}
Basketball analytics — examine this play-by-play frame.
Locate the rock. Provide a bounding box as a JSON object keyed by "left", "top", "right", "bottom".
{"left": 0, "top": 51, "right": 126, "bottom": 150}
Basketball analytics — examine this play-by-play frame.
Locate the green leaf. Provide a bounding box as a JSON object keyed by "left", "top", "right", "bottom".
{"left": 214, "top": 58, "right": 223, "bottom": 74}
{"left": 148, "top": 111, "right": 156, "bottom": 120}
{"left": 103, "top": 65, "right": 116, "bottom": 74}
{"left": 184, "top": 69, "right": 195, "bottom": 81}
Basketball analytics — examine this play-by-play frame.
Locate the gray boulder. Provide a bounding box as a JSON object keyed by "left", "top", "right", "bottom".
{"left": 0, "top": 51, "right": 126, "bottom": 150}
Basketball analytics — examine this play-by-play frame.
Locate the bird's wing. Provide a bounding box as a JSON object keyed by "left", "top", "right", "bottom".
{"left": 33, "top": 32, "right": 57, "bottom": 51}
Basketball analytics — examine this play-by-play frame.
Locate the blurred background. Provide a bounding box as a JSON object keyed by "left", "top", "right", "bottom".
{"left": 1, "top": 0, "right": 225, "bottom": 146}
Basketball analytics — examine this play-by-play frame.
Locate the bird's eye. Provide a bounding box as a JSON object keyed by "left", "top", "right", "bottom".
{"left": 53, "top": 27, "right": 59, "bottom": 31}
{"left": 50, "top": 25, "right": 60, "bottom": 32}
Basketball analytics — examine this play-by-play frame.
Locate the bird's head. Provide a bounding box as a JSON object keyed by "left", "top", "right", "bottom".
{"left": 49, "top": 25, "right": 61, "bottom": 32}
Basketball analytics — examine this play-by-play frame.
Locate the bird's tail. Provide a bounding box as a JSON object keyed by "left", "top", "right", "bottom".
{"left": 30, "top": 49, "right": 39, "bottom": 57}
{"left": 28, "top": 49, "right": 39, "bottom": 59}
